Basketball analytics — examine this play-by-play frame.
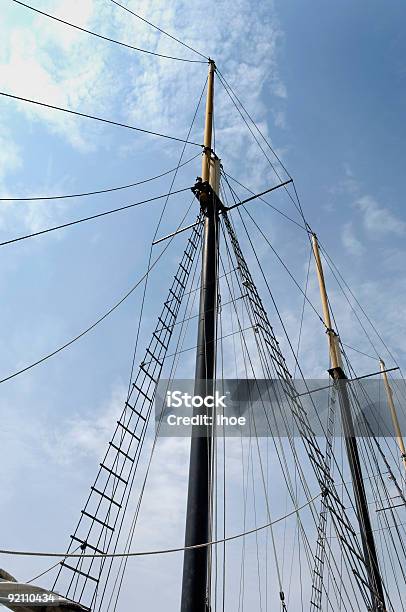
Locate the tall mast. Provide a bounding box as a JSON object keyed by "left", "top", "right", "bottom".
{"left": 380, "top": 359, "right": 406, "bottom": 473}
{"left": 181, "top": 59, "right": 218, "bottom": 612}
{"left": 311, "top": 233, "right": 386, "bottom": 612}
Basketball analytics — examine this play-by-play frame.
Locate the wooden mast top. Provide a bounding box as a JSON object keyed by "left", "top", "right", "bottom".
{"left": 201, "top": 60, "right": 215, "bottom": 184}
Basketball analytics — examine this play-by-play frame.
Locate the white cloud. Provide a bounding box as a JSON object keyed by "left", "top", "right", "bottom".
{"left": 355, "top": 194, "right": 406, "bottom": 237}
{"left": 44, "top": 383, "right": 126, "bottom": 464}
{"left": 0, "top": 0, "right": 289, "bottom": 237}
{"left": 0, "top": 0, "right": 117, "bottom": 151}
{"left": 328, "top": 165, "right": 360, "bottom": 199}
{"left": 341, "top": 221, "right": 365, "bottom": 256}
{"left": 273, "top": 109, "right": 286, "bottom": 129}
{"left": 114, "top": 0, "right": 287, "bottom": 188}
{"left": 0, "top": 191, "right": 69, "bottom": 238}
{"left": 0, "top": 0, "right": 127, "bottom": 235}
{"left": 271, "top": 79, "right": 287, "bottom": 99}
{"left": 0, "top": 127, "right": 22, "bottom": 182}
{"left": 0, "top": 4, "right": 311, "bottom": 606}
{"left": 343, "top": 162, "right": 354, "bottom": 178}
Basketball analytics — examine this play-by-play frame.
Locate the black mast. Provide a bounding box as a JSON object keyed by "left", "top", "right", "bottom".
{"left": 312, "top": 233, "right": 386, "bottom": 611}
{"left": 181, "top": 60, "right": 218, "bottom": 612}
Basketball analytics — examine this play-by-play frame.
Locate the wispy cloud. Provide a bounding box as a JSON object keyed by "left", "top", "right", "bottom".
{"left": 341, "top": 221, "right": 365, "bottom": 256}
{"left": 0, "top": 0, "right": 288, "bottom": 241}
{"left": 114, "top": 0, "right": 287, "bottom": 187}
{"left": 0, "top": 0, "right": 117, "bottom": 151}
{"left": 355, "top": 194, "right": 406, "bottom": 237}
{"left": 0, "top": 126, "right": 22, "bottom": 183}
{"left": 44, "top": 383, "right": 126, "bottom": 464}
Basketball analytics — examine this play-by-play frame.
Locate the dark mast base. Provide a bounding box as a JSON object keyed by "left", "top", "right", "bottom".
{"left": 181, "top": 181, "right": 220, "bottom": 612}
{"left": 328, "top": 366, "right": 386, "bottom": 612}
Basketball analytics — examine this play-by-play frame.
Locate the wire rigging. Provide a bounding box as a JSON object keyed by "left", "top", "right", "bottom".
{"left": 320, "top": 240, "right": 404, "bottom": 370}
{"left": 217, "top": 221, "right": 333, "bottom": 609}
{"left": 221, "top": 173, "right": 324, "bottom": 327}
{"left": 110, "top": 0, "right": 208, "bottom": 60}
{"left": 0, "top": 91, "right": 202, "bottom": 146}
{"left": 223, "top": 170, "right": 307, "bottom": 231}
{"left": 294, "top": 246, "right": 312, "bottom": 378}
{"left": 110, "top": 91, "right": 208, "bottom": 600}
{"left": 0, "top": 153, "right": 201, "bottom": 201}
{"left": 0, "top": 198, "right": 196, "bottom": 385}
{"left": 0, "top": 187, "right": 191, "bottom": 248}
{"left": 341, "top": 343, "right": 377, "bottom": 361}
{"left": 224, "top": 61, "right": 402, "bottom": 425}
{"left": 91, "top": 226, "right": 205, "bottom": 612}
{"left": 10, "top": 0, "right": 206, "bottom": 63}
{"left": 3, "top": 40, "right": 404, "bottom": 607}
{"left": 221, "top": 178, "right": 375, "bottom": 602}
{"left": 106, "top": 231, "right": 203, "bottom": 612}
{"left": 215, "top": 67, "right": 313, "bottom": 241}
{"left": 216, "top": 68, "right": 292, "bottom": 180}
{"left": 0, "top": 492, "right": 322, "bottom": 559}
{"left": 123, "top": 73, "right": 206, "bottom": 406}
{"left": 215, "top": 71, "right": 305, "bottom": 223}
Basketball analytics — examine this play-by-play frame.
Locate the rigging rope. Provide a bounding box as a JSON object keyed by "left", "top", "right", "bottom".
{"left": 0, "top": 199, "right": 196, "bottom": 385}
{"left": 51, "top": 215, "right": 203, "bottom": 608}
{"left": 221, "top": 172, "right": 324, "bottom": 327}
{"left": 215, "top": 71, "right": 304, "bottom": 223}
{"left": 216, "top": 68, "right": 292, "bottom": 180}
{"left": 341, "top": 343, "right": 377, "bottom": 361}
{"left": 218, "top": 215, "right": 319, "bottom": 608}
{"left": 0, "top": 492, "right": 322, "bottom": 560}
{"left": 223, "top": 171, "right": 307, "bottom": 231}
{"left": 0, "top": 187, "right": 191, "bottom": 248}
{"left": 220, "top": 219, "right": 316, "bottom": 609}
{"left": 220, "top": 179, "right": 376, "bottom": 608}
{"left": 109, "top": 0, "right": 208, "bottom": 60}
{"left": 25, "top": 547, "right": 82, "bottom": 585}
{"left": 4, "top": 46, "right": 403, "bottom": 607}
{"left": 215, "top": 66, "right": 313, "bottom": 246}
{"left": 97, "top": 77, "right": 208, "bottom": 611}
{"left": 0, "top": 92, "right": 203, "bottom": 146}
{"left": 105, "top": 230, "right": 204, "bottom": 612}
{"left": 294, "top": 245, "right": 312, "bottom": 378}
{"left": 0, "top": 153, "right": 201, "bottom": 201}
{"left": 123, "top": 74, "right": 207, "bottom": 401}
{"left": 10, "top": 0, "right": 207, "bottom": 63}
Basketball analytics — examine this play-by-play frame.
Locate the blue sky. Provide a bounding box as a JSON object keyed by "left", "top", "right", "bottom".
{"left": 0, "top": 0, "right": 405, "bottom": 610}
